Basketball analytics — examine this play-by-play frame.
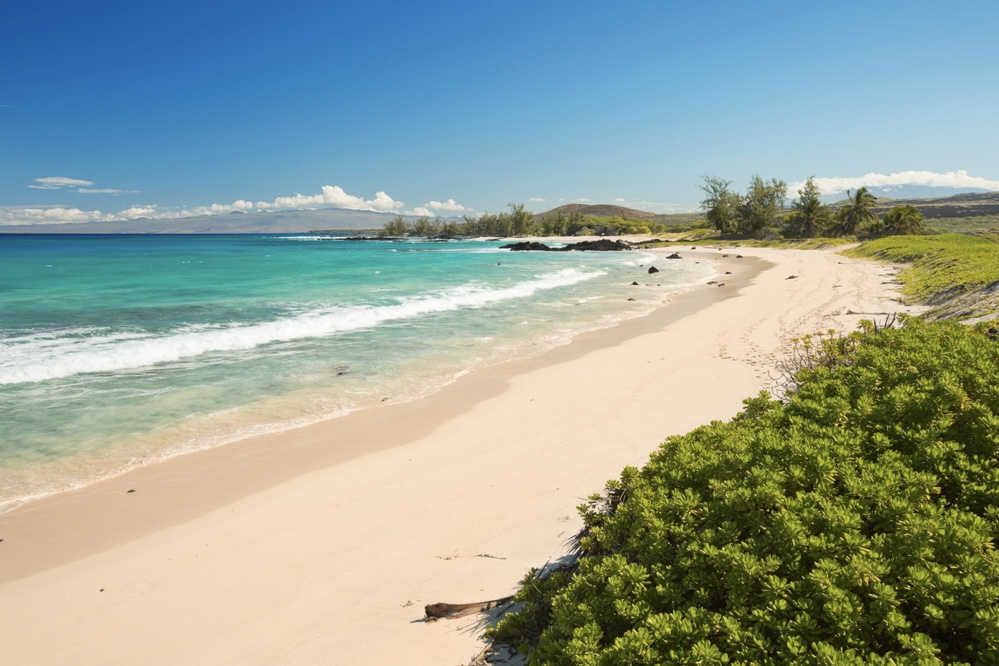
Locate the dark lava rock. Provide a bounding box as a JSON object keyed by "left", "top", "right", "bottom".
{"left": 562, "top": 239, "right": 633, "bottom": 251}
{"left": 500, "top": 238, "right": 636, "bottom": 252}
{"left": 648, "top": 266, "right": 660, "bottom": 274}
{"left": 666, "top": 252, "right": 682, "bottom": 259}
{"left": 500, "top": 241, "right": 554, "bottom": 251}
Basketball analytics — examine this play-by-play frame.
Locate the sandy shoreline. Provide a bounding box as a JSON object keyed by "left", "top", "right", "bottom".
{"left": 0, "top": 245, "right": 916, "bottom": 664}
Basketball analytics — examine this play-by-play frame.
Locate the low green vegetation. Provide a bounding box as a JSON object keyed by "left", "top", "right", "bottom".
{"left": 843, "top": 234, "right": 999, "bottom": 305}
{"left": 492, "top": 319, "right": 999, "bottom": 664}
{"left": 738, "top": 238, "right": 855, "bottom": 250}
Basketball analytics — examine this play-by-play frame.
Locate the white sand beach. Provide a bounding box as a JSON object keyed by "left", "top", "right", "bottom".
{"left": 0, "top": 245, "right": 916, "bottom": 665}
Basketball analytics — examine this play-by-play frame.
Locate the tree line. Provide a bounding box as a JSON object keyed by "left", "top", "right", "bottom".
{"left": 700, "top": 175, "right": 926, "bottom": 240}
{"left": 379, "top": 204, "right": 685, "bottom": 238}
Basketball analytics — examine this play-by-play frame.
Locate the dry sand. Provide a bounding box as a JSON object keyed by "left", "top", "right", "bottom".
{"left": 0, "top": 246, "right": 916, "bottom": 665}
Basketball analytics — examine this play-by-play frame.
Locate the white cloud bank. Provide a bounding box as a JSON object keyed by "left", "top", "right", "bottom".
{"left": 1, "top": 184, "right": 472, "bottom": 226}
{"left": 788, "top": 170, "right": 999, "bottom": 196}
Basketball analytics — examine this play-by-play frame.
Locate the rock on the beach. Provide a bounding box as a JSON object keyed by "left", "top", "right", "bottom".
{"left": 648, "top": 266, "right": 660, "bottom": 274}
{"left": 666, "top": 252, "right": 682, "bottom": 259}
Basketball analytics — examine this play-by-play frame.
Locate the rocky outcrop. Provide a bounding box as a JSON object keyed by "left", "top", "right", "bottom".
{"left": 566, "top": 239, "right": 633, "bottom": 251}
{"left": 500, "top": 239, "right": 634, "bottom": 252}
{"left": 500, "top": 241, "right": 554, "bottom": 251}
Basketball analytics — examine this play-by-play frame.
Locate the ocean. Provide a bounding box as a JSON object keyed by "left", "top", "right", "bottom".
{"left": 0, "top": 234, "right": 714, "bottom": 511}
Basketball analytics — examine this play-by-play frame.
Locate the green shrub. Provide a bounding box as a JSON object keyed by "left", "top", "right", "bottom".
{"left": 493, "top": 319, "right": 999, "bottom": 664}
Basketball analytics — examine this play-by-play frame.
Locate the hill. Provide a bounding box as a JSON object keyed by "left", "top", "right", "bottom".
{"left": 537, "top": 203, "right": 659, "bottom": 219}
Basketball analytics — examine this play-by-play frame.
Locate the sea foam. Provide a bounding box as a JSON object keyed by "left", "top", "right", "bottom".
{"left": 0, "top": 268, "right": 601, "bottom": 385}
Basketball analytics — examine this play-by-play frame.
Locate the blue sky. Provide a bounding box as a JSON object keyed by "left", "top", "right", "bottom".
{"left": 3, "top": 0, "right": 999, "bottom": 226}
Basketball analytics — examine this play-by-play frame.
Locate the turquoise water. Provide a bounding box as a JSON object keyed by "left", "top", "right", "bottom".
{"left": 0, "top": 234, "right": 714, "bottom": 510}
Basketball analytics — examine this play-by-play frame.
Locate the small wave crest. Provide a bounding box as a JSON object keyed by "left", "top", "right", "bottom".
{"left": 0, "top": 268, "right": 602, "bottom": 385}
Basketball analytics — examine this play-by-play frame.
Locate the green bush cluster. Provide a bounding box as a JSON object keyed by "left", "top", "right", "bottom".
{"left": 493, "top": 319, "right": 999, "bottom": 664}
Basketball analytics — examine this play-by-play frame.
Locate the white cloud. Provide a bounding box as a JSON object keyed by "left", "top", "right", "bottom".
{"left": 118, "top": 206, "right": 159, "bottom": 219}
{"left": 410, "top": 207, "right": 435, "bottom": 217}
{"left": 255, "top": 185, "right": 403, "bottom": 213}
{"left": 614, "top": 197, "right": 626, "bottom": 202}
{"left": 423, "top": 198, "right": 468, "bottom": 212}
{"left": 77, "top": 187, "right": 133, "bottom": 194}
{"left": 576, "top": 198, "right": 592, "bottom": 203}
{"left": 29, "top": 176, "right": 95, "bottom": 190}
{"left": 788, "top": 170, "right": 999, "bottom": 196}
{"left": 179, "top": 199, "right": 256, "bottom": 217}
{"left": 28, "top": 176, "right": 137, "bottom": 194}
{"left": 529, "top": 197, "right": 547, "bottom": 203}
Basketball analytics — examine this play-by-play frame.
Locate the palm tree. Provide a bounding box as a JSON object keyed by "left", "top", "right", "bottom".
{"left": 832, "top": 187, "right": 879, "bottom": 237}
{"left": 880, "top": 204, "right": 925, "bottom": 236}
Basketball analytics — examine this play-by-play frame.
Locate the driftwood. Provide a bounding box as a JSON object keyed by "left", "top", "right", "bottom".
{"left": 424, "top": 595, "right": 515, "bottom": 622}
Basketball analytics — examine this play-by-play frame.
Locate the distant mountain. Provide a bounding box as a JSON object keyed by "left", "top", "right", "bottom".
{"left": 874, "top": 191, "right": 999, "bottom": 220}
{"left": 0, "top": 207, "right": 401, "bottom": 234}
{"left": 537, "top": 203, "right": 658, "bottom": 219}
{"left": 824, "top": 185, "right": 992, "bottom": 204}
{"left": 824, "top": 190, "right": 999, "bottom": 220}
